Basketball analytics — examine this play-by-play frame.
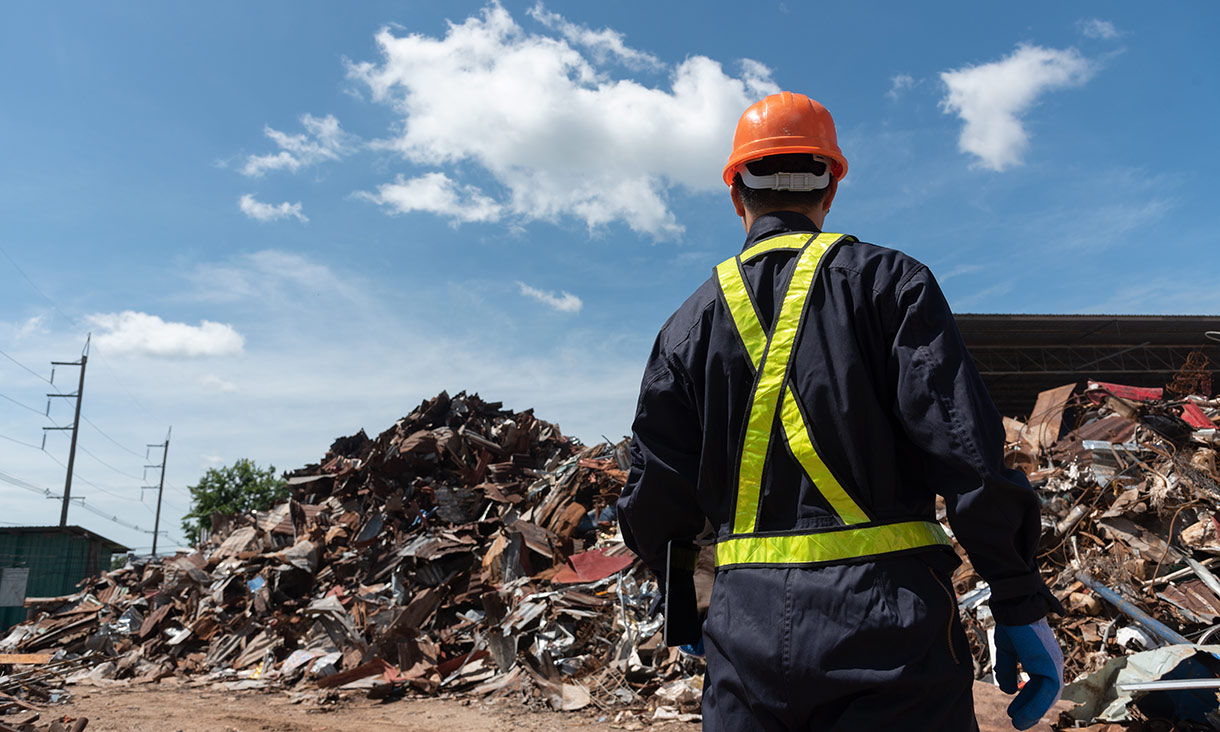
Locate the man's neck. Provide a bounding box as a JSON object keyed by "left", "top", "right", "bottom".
{"left": 742, "top": 206, "right": 826, "bottom": 233}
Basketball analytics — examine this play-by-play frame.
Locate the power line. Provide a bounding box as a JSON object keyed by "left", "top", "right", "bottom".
{"left": 0, "top": 431, "right": 45, "bottom": 451}
{"left": 81, "top": 415, "right": 146, "bottom": 459}
{"left": 2, "top": 411, "right": 145, "bottom": 484}
{"left": 40, "top": 449, "right": 142, "bottom": 503}
{"left": 0, "top": 356, "right": 155, "bottom": 462}
{"left": 76, "top": 443, "right": 145, "bottom": 481}
{"left": 76, "top": 500, "right": 154, "bottom": 534}
{"left": 89, "top": 345, "right": 165, "bottom": 424}
{"left": 2, "top": 339, "right": 160, "bottom": 517}
{"left": 165, "top": 480, "right": 193, "bottom": 499}
{"left": 0, "top": 470, "right": 161, "bottom": 536}
{"left": 0, "top": 469, "right": 57, "bottom": 498}
{"left": 0, "top": 245, "right": 80, "bottom": 329}
{"left": 0, "top": 245, "right": 164, "bottom": 426}
{"left": 154, "top": 493, "right": 188, "bottom": 513}
{"left": 0, "top": 470, "right": 170, "bottom": 539}
{"left": 0, "top": 389, "right": 47, "bottom": 416}
{"left": 0, "top": 387, "right": 68, "bottom": 450}
{"left": 2, "top": 430, "right": 147, "bottom": 506}
{"left": 0, "top": 345, "right": 52, "bottom": 385}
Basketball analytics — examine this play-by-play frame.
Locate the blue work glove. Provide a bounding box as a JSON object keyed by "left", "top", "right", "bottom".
{"left": 993, "top": 619, "right": 1064, "bottom": 730}
{"left": 678, "top": 637, "right": 704, "bottom": 658}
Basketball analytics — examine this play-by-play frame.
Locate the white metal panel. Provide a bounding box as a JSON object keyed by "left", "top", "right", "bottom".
{"left": 0, "top": 567, "right": 30, "bottom": 607}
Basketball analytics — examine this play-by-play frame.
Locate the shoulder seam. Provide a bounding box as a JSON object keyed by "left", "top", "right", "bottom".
{"left": 825, "top": 263, "right": 888, "bottom": 297}
{"left": 896, "top": 263, "right": 929, "bottom": 294}
{"left": 669, "top": 296, "right": 716, "bottom": 352}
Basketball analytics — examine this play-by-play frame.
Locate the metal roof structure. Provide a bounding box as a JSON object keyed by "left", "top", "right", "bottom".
{"left": 954, "top": 314, "right": 1220, "bottom": 418}
{"left": 0, "top": 525, "right": 130, "bottom": 553}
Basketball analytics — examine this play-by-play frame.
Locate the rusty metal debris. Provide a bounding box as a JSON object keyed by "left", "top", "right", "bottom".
{"left": 0, "top": 652, "right": 96, "bottom": 731}
{"left": 1, "top": 392, "right": 697, "bottom": 726}
{"left": 3, "top": 377, "right": 1220, "bottom": 729}
{"left": 962, "top": 379, "right": 1220, "bottom": 729}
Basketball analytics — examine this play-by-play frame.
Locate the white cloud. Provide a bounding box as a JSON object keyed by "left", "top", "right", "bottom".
{"left": 200, "top": 374, "right": 238, "bottom": 392}
{"left": 187, "top": 249, "right": 372, "bottom": 311}
{"left": 949, "top": 280, "right": 1016, "bottom": 312}
{"left": 517, "top": 281, "right": 582, "bottom": 313}
{"left": 239, "top": 194, "right": 308, "bottom": 223}
{"left": 1079, "top": 18, "right": 1121, "bottom": 40}
{"left": 357, "top": 173, "right": 503, "bottom": 224}
{"left": 15, "top": 314, "right": 48, "bottom": 339}
{"left": 242, "top": 114, "right": 354, "bottom": 177}
{"left": 6, "top": 247, "right": 646, "bottom": 549}
{"left": 86, "top": 311, "right": 245, "bottom": 358}
{"left": 887, "top": 73, "right": 915, "bottom": 100}
{"left": 937, "top": 263, "right": 984, "bottom": 282}
{"left": 940, "top": 44, "right": 1096, "bottom": 171}
{"left": 346, "top": 2, "right": 777, "bottom": 239}
{"left": 1081, "top": 276, "right": 1220, "bottom": 315}
{"left": 526, "top": 3, "right": 662, "bottom": 70}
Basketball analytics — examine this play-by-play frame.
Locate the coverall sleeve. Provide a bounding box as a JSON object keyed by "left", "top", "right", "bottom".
{"left": 618, "top": 336, "right": 705, "bottom": 582}
{"left": 890, "top": 266, "right": 1061, "bottom": 626}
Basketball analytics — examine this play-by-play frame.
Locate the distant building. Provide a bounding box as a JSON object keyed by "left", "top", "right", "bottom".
{"left": 957, "top": 314, "right": 1219, "bottom": 418}
{"left": 0, "top": 525, "right": 129, "bottom": 633}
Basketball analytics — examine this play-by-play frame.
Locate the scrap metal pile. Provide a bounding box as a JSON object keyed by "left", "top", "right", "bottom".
{"left": 1, "top": 392, "right": 699, "bottom": 725}
{"left": 6, "top": 375, "right": 1220, "bottom": 729}
{"left": 954, "top": 374, "right": 1220, "bottom": 729}
{"left": 0, "top": 653, "right": 93, "bottom": 731}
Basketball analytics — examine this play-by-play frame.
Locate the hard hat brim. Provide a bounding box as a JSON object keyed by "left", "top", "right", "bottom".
{"left": 723, "top": 144, "right": 848, "bottom": 187}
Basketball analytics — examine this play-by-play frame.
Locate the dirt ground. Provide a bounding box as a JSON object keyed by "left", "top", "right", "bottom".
{"left": 27, "top": 680, "right": 1071, "bottom": 731}
{"left": 48, "top": 682, "right": 699, "bottom": 732}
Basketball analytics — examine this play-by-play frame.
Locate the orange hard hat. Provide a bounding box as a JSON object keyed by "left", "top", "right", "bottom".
{"left": 722, "top": 91, "right": 848, "bottom": 187}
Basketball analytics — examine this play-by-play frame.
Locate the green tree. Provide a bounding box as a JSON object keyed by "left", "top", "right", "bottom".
{"left": 180, "top": 459, "right": 288, "bottom": 545}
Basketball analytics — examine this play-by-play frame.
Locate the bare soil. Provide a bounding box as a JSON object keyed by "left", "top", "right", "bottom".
{"left": 50, "top": 682, "right": 699, "bottom": 732}
{"left": 33, "top": 680, "right": 1072, "bottom": 731}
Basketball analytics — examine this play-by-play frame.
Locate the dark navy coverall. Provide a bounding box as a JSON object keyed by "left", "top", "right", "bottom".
{"left": 618, "top": 211, "right": 1058, "bottom": 731}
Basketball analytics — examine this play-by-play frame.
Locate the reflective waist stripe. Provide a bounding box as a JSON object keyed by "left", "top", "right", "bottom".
{"left": 715, "top": 520, "right": 951, "bottom": 568}
{"left": 713, "top": 232, "right": 946, "bottom": 568}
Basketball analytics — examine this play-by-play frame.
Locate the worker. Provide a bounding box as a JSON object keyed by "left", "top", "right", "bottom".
{"left": 617, "top": 92, "right": 1064, "bottom": 731}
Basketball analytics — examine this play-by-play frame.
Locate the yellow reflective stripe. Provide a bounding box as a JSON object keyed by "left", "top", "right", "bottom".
{"left": 715, "top": 258, "right": 766, "bottom": 369}
{"left": 733, "top": 237, "right": 835, "bottom": 533}
{"left": 779, "top": 387, "right": 870, "bottom": 525}
{"left": 740, "top": 233, "right": 811, "bottom": 263}
{"left": 714, "top": 520, "right": 950, "bottom": 567}
{"left": 715, "top": 233, "right": 844, "bottom": 370}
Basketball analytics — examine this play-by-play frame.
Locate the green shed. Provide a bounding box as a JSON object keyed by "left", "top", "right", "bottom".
{"left": 0, "top": 525, "right": 129, "bottom": 633}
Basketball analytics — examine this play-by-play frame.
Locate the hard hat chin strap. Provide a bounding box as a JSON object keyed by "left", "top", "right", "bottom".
{"left": 738, "top": 169, "right": 830, "bottom": 191}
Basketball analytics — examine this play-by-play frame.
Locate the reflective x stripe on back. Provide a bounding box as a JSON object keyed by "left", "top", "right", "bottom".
{"left": 716, "top": 232, "right": 869, "bottom": 532}
{"left": 712, "top": 232, "right": 950, "bottom": 568}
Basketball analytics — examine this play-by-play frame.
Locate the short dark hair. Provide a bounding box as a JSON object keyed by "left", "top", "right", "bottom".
{"left": 733, "top": 153, "right": 831, "bottom": 215}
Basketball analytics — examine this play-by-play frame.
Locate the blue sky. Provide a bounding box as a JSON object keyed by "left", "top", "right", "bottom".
{"left": 2, "top": 1, "right": 1217, "bottom": 552}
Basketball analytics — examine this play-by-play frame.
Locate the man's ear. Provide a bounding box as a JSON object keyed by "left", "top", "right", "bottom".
{"left": 730, "top": 183, "right": 746, "bottom": 219}
{"left": 821, "top": 178, "right": 838, "bottom": 215}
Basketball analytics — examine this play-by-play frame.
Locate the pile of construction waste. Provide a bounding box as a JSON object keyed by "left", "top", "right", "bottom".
{"left": 954, "top": 375, "right": 1220, "bottom": 729}
{"left": 1, "top": 392, "right": 699, "bottom": 726}
{"left": 0, "top": 652, "right": 94, "bottom": 731}
{"left": 5, "top": 373, "right": 1220, "bottom": 729}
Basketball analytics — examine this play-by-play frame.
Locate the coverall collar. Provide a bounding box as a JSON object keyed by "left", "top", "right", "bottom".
{"left": 742, "top": 211, "right": 821, "bottom": 252}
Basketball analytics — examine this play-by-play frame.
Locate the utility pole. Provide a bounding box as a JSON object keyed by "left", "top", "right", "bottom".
{"left": 45, "top": 335, "right": 90, "bottom": 527}
{"left": 144, "top": 427, "right": 171, "bottom": 556}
